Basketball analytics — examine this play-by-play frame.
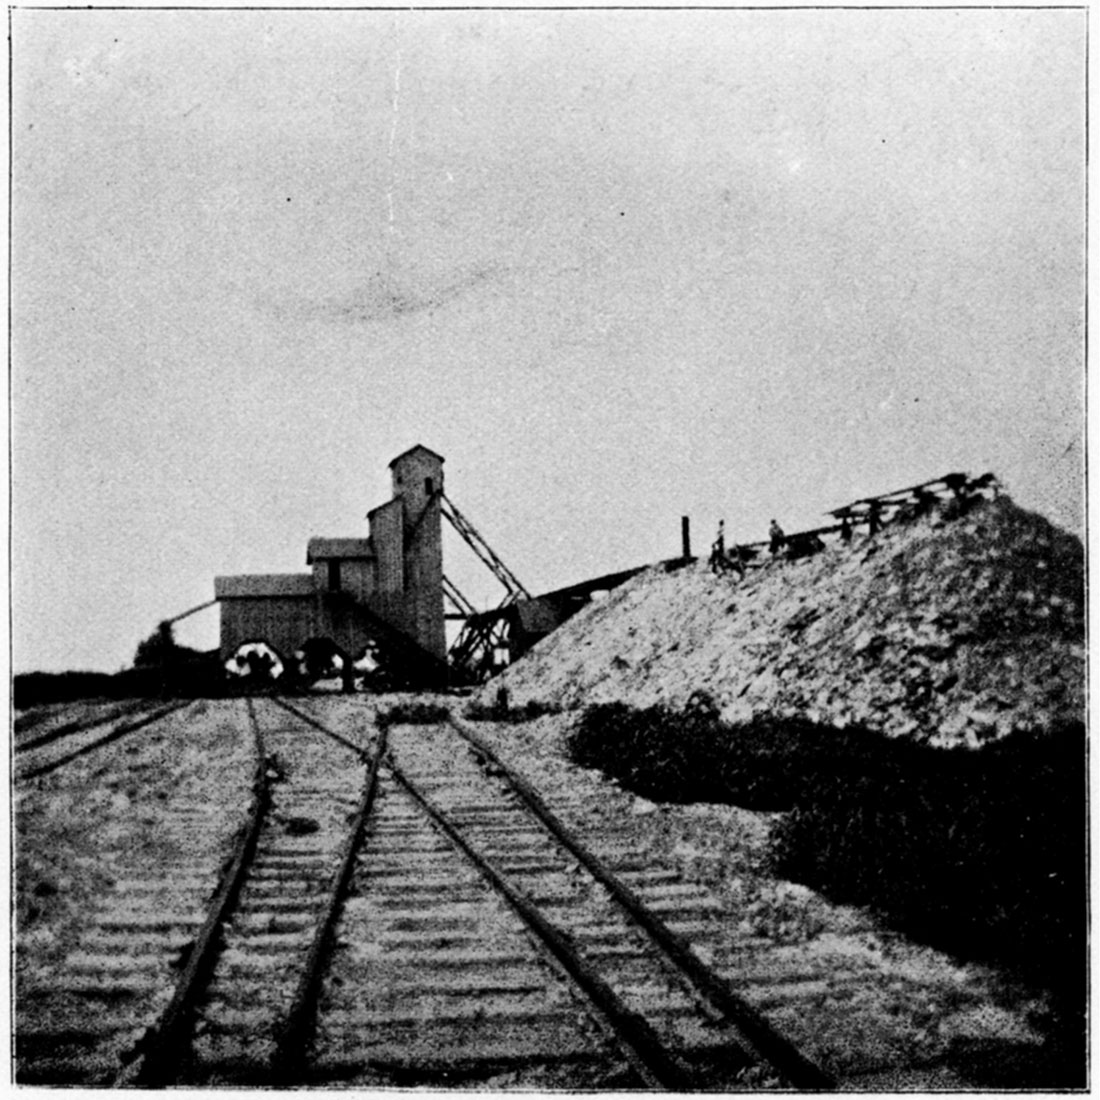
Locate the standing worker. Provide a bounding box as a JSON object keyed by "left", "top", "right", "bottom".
{"left": 710, "top": 520, "right": 727, "bottom": 574}
{"left": 913, "top": 487, "right": 935, "bottom": 518}
{"left": 867, "top": 499, "right": 882, "bottom": 536}
{"left": 769, "top": 519, "right": 787, "bottom": 556}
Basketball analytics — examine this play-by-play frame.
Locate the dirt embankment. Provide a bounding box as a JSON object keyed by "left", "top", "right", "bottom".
{"left": 488, "top": 497, "right": 1084, "bottom": 746}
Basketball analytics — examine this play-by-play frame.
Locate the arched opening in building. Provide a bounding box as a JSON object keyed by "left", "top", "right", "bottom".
{"left": 225, "top": 641, "right": 286, "bottom": 683}
{"left": 293, "top": 637, "right": 354, "bottom": 689}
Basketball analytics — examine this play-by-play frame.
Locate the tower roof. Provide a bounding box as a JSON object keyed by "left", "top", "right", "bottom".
{"left": 388, "top": 444, "right": 445, "bottom": 469}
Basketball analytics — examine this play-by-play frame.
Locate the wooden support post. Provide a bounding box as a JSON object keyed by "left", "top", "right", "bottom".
{"left": 681, "top": 516, "right": 691, "bottom": 560}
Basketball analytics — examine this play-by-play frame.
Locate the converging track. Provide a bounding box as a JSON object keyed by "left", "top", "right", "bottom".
{"left": 16, "top": 695, "right": 832, "bottom": 1089}
{"left": 124, "top": 698, "right": 382, "bottom": 1086}
{"left": 310, "top": 702, "right": 832, "bottom": 1089}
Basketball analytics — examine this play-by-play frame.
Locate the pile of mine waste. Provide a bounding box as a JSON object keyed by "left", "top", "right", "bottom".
{"left": 489, "top": 494, "right": 1083, "bottom": 746}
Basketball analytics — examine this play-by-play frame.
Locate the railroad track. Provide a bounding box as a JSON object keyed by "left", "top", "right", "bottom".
{"left": 15, "top": 697, "right": 148, "bottom": 742}
{"left": 122, "top": 697, "right": 379, "bottom": 1086}
{"left": 307, "top": 711, "right": 832, "bottom": 1089}
{"left": 14, "top": 699, "right": 190, "bottom": 782}
{"left": 14, "top": 699, "right": 257, "bottom": 1085}
{"left": 18, "top": 696, "right": 832, "bottom": 1089}
{"left": 15, "top": 700, "right": 86, "bottom": 737}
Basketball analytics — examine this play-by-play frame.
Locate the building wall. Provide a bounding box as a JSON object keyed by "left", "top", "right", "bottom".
{"left": 220, "top": 596, "right": 321, "bottom": 661}
{"left": 391, "top": 446, "right": 443, "bottom": 517}
{"left": 315, "top": 594, "right": 377, "bottom": 659}
{"left": 343, "top": 558, "right": 375, "bottom": 604}
{"left": 404, "top": 494, "right": 446, "bottom": 660}
{"left": 311, "top": 557, "right": 375, "bottom": 604}
{"left": 391, "top": 448, "right": 446, "bottom": 661}
{"left": 367, "top": 497, "right": 407, "bottom": 633}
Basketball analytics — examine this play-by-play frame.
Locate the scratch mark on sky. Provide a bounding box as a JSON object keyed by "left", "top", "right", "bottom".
{"left": 270, "top": 261, "right": 509, "bottom": 326}
{"left": 387, "top": 46, "right": 402, "bottom": 233}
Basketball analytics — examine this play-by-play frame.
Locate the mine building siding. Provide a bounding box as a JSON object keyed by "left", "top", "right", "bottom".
{"left": 306, "top": 539, "right": 375, "bottom": 603}
{"left": 215, "top": 573, "right": 447, "bottom": 687}
{"left": 365, "top": 497, "right": 406, "bottom": 634}
{"left": 215, "top": 573, "right": 380, "bottom": 669}
{"left": 215, "top": 575, "right": 326, "bottom": 664}
{"left": 215, "top": 572, "right": 381, "bottom": 669}
{"left": 388, "top": 446, "right": 446, "bottom": 662}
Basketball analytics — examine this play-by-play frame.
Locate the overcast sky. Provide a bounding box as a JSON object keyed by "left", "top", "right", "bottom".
{"left": 12, "top": 7, "right": 1085, "bottom": 673}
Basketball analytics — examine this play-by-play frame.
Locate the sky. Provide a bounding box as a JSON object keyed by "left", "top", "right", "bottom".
{"left": 11, "top": 7, "right": 1085, "bottom": 674}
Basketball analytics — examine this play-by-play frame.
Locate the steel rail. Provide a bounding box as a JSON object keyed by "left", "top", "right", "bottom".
{"left": 270, "top": 712, "right": 389, "bottom": 1082}
{"left": 15, "top": 699, "right": 151, "bottom": 754}
{"left": 118, "top": 698, "right": 272, "bottom": 1087}
{"left": 449, "top": 713, "right": 837, "bottom": 1091}
{"left": 383, "top": 751, "right": 689, "bottom": 1089}
{"left": 272, "top": 697, "right": 373, "bottom": 760}
{"left": 17, "top": 701, "right": 191, "bottom": 782}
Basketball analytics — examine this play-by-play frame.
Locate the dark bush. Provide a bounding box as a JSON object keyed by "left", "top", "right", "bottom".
{"left": 463, "top": 697, "right": 560, "bottom": 723}
{"left": 14, "top": 671, "right": 116, "bottom": 709}
{"left": 567, "top": 694, "right": 838, "bottom": 809}
{"left": 378, "top": 701, "right": 451, "bottom": 728}
{"left": 772, "top": 721, "right": 1086, "bottom": 1007}
{"left": 14, "top": 655, "right": 232, "bottom": 709}
{"left": 565, "top": 700, "right": 1086, "bottom": 1029}
{"left": 14, "top": 668, "right": 168, "bottom": 707}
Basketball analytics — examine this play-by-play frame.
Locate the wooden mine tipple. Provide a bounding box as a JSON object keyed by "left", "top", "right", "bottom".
{"left": 216, "top": 445, "right": 450, "bottom": 689}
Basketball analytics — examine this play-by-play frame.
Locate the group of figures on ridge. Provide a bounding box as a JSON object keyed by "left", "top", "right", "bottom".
{"left": 708, "top": 472, "right": 1000, "bottom": 578}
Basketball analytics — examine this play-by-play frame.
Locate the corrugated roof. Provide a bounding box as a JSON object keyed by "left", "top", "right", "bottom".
{"left": 215, "top": 574, "right": 316, "bottom": 599}
{"left": 306, "top": 537, "right": 374, "bottom": 563}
